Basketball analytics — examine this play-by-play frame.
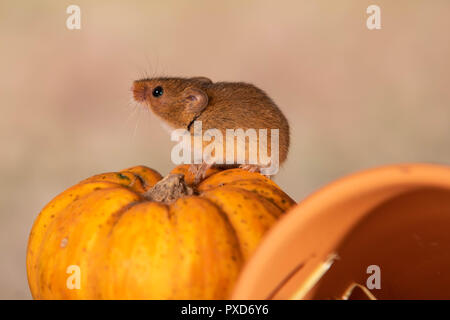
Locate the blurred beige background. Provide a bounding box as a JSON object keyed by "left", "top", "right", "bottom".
{"left": 0, "top": 0, "right": 449, "bottom": 299}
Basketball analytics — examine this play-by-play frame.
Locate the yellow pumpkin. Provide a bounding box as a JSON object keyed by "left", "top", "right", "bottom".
{"left": 27, "top": 164, "right": 295, "bottom": 299}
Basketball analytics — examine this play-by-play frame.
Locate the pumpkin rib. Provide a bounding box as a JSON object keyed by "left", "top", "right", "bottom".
{"left": 120, "top": 166, "right": 163, "bottom": 191}
{"left": 207, "top": 185, "right": 284, "bottom": 220}
{"left": 36, "top": 187, "right": 142, "bottom": 299}
{"left": 168, "top": 196, "right": 244, "bottom": 299}
{"left": 121, "top": 172, "right": 147, "bottom": 191}
{"left": 165, "top": 202, "right": 180, "bottom": 298}
{"left": 201, "top": 186, "right": 281, "bottom": 260}
{"left": 198, "top": 168, "right": 279, "bottom": 191}
{"left": 195, "top": 196, "right": 245, "bottom": 265}
{"left": 96, "top": 202, "right": 176, "bottom": 299}
{"left": 105, "top": 200, "right": 145, "bottom": 237}
{"left": 219, "top": 179, "right": 295, "bottom": 213}
{"left": 80, "top": 172, "right": 146, "bottom": 193}
{"left": 27, "top": 182, "right": 125, "bottom": 298}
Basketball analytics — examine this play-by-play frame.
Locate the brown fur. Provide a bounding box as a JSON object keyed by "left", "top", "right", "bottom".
{"left": 132, "top": 76, "right": 290, "bottom": 169}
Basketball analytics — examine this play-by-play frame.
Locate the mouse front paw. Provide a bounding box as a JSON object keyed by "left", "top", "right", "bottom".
{"left": 189, "top": 163, "right": 213, "bottom": 184}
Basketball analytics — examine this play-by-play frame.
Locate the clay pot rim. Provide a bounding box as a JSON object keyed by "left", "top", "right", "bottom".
{"left": 232, "top": 162, "right": 450, "bottom": 299}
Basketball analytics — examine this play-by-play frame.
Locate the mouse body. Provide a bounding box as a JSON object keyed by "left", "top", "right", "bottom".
{"left": 132, "top": 77, "right": 290, "bottom": 179}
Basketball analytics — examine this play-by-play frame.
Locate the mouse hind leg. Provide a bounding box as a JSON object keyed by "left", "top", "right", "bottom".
{"left": 239, "top": 164, "right": 261, "bottom": 173}
{"left": 239, "top": 164, "right": 274, "bottom": 180}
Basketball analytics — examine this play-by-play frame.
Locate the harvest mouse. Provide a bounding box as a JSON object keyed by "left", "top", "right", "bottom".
{"left": 132, "top": 76, "right": 290, "bottom": 182}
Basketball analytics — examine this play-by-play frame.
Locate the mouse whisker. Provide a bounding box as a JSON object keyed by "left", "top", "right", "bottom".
{"left": 131, "top": 106, "right": 143, "bottom": 142}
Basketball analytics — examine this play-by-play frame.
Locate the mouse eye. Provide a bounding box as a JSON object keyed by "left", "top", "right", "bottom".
{"left": 152, "top": 86, "right": 163, "bottom": 97}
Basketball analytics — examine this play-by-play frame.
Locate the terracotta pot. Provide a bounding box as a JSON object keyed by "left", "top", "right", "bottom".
{"left": 232, "top": 163, "right": 450, "bottom": 299}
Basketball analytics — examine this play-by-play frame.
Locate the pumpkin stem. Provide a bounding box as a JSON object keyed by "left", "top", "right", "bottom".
{"left": 144, "top": 174, "right": 194, "bottom": 203}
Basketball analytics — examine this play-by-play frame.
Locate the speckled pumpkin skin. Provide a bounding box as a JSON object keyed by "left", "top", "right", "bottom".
{"left": 27, "top": 165, "right": 295, "bottom": 299}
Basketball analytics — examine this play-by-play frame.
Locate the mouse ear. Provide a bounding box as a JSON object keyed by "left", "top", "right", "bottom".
{"left": 183, "top": 87, "right": 209, "bottom": 113}
{"left": 190, "top": 77, "right": 213, "bottom": 84}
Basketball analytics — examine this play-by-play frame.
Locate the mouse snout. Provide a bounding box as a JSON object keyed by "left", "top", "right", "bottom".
{"left": 132, "top": 81, "right": 149, "bottom": 102}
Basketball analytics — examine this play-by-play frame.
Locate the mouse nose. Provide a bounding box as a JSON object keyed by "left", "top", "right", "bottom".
{"left": 132, "top": 81, "right": 148, "bottom": 102}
